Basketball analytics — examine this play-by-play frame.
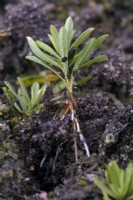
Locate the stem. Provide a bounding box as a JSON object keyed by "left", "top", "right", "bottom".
{"left": 65, "top": 77, "right": 75, "bottom": 102}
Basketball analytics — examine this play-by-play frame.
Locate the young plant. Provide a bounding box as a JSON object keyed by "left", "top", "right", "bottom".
{"left": 26, "top": 17, "right": 108, "bottom": 100}
{"left": 26, "top": 17, "right": 108, "bottom": 160}
{"left": 4, "top": 77, "right": 46, "bottom": 116}
{"left": 94, "top": 161, "right": 133, "bottom": 200}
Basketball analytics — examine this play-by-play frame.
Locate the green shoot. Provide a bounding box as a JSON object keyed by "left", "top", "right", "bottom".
{"left": 26, "top": 16, "right": 108, "bottom": 101}
{"left": 4, "top": 77, "right": 46, "bottom": 116}
{"left": 94, "top": 161, "right": 133, "bottom": 200}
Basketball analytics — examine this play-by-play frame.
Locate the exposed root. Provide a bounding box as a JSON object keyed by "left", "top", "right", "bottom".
{"left": 72, "top": 115, "right": 90, "bottom": 158}
{"left": 40, "top": 150, "right": 48, "bottom": 168}
{"left": 58, "top": 99, "right": 90, "bottom": 161}
{"left": 52, "top": 141, "right": 66, "bottom": 172}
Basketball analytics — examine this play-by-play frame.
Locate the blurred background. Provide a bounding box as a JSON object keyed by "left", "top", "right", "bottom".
{"left": 0, "top": 0, "right": 133, "bottom": 99}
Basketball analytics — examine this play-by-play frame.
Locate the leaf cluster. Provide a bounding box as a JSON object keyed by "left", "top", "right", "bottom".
{"left": 26, "top": 17, "right": 108, "bottom": 95}
{"left": 4, "top": 77, "right": 46, "bottom": 115}
{"left": 94, "top": 161, "right": 133, "bottom": 200}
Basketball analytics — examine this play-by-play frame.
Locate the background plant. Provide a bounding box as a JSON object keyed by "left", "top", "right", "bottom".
{"left": 94, "top": 161, "right": 133, "bottom": 200}
{"left": 4, "top": 77, "right": 46, "bottom": 116}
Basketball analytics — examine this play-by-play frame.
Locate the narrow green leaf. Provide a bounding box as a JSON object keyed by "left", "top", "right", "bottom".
{"left": 64, "top": 16, "right": 75, "bottom": 48}
{"left": 26, "top": 56, "right": 65, "bottom": 83}
{"left": 106, "top": 162, "right": 120, "bottom": 188}
{"left": 126, "top": 164, "right": 133, "bottom": 194}
{"left": 48, "top": 34, "right": 58, "bottom": 52}
{"left": 69, "top": 50, "right": 83, "bottom": 67}
{"left": 3, "top": 87, "right": 16, "bottom": 105}
{"left": 31, "top": 82, "right": 40, "bottom": 104}
{"left": 35, "top": 85, "right": 46, "bottom": 104}
{"left": 95, "top": 34, "right": 109, "bottom": 49}
{"left": 79, "top": 55, "right": 108, "bottom": 69}
{"left": 77, "top": 76, "right": 92, "bottom": 86}
{"left": 118, "top": 170, "right": 125, "bottom": 198}
{"left": 58, "top": 26, "right": 68, "bottom": 58}
{"left": 17, "top": 87, "right": 30, "bottom": 112}
{"left": 73, "top": 38, "right": 96, "bottom": 71}
{"left": 36, "top": 40, "right": 60, "bottom": 59}
{"left": 94, "top": 178, "right": 116, "bottom": 198}
{"left": 50, "top": 25, "right": 58, "bottom": 38}
{"left": 71, "top": 28, "right": 95, "bottom": 48}
{"left": 14, "top": 103, "right": 23, "bottom": 113}
{"left": 27, "top": 37, "right": 61, "bottom": 68}
{"left": 5, "top": 81, "right": 18, "bottom": 98}
{"left": 19, "top": 75, "right": 45, "bottom": 86}
{"left": 17, "top": 78, "right": 30, "bottom": 103}
{"left": 31, "top": 83, "right": 46, "bottom": 107}
{"left": 108, "top": 184, "right": 120, "bottom": 199}
{"left": 50, "top": 25, "right": 59, "bottom": 52}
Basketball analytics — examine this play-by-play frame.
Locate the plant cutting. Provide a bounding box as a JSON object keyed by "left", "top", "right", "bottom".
{"left": 26, "top": 16, "right": 108, "bottom": 160}
{"left": 94, "top": 161, "right": 133, "bottom": 200}
{"left": 4, "top": 77, "right": 46, "bottom": 116}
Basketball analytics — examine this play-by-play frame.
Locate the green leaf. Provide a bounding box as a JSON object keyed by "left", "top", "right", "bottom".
{"left": 4, "top": 81, "right": 18, "bottom": 98}
{"left": 31, "top": 83, "right": 46, "bottom": 107}
{"left": 77, "top": 76, "right": 92, "bottom": 86}
{"left": 106, "top": 161, "right": 120, "bottom": 188}
{"left": 14, "top": 103, "right": 23, "bottom": 113}
{"left": 94, "top": 178, "right": 116, "bottom": 198}
{"left": 58, "top": 26, "right": 68, "bottom": 58}
{"left": 64, "top": 16, "right": 75, "bottom": 48}
{"left": 95, "top": 34, "right": 109, "bottom": 49}
{"left": 36, "top": 40, "right": 60, "bottom": 59}
{"left": 108, "top": 183, "right": 120, "bottom": 199}
{"left": 35, "top": 85, "right": 46, "bottom": 104}
{"left": 3, "top": 86, "right": 16, "bottom": 105}
{"left": 71, "top": 28, "right": 95, "bottom": 48}
{"left": 73, "top": 38, "right": 96, "bottom": 71}
{"left": 126, "top": 164, "right": 133, "bottom": 195}
{"left": 26, "top": 56, "right": 65, "bottom": 83}
{"left": 17, "top": 78, "right": 30, "bottom": 103}
{"left": 48, "top": 34, "right": 58, "bottom": 53}
{"left": 69, "top": 50, "right": 83, "bottom": 67}
{"left": 19, "top": 75, "right": 45, "bottom": 86}
{"left": 27, "top": 37, "right": 61, "bottom": 68}
{"left": 118, "top": 170, "right": 125, "bottom": 198}
{"left": 31, "top": 82, "right": 39, "bottom": 104}
{"left": 79, "top": 55, "right": 108, "bottom": 69}
{"left": 17, "top": 87, "right": 30, "bottom": 112}
{"left": 49, "top": 25, "right": 59, "bottom": 52}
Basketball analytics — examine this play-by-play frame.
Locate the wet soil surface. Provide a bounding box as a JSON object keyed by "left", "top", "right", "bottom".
{"left": 0, "top": 0, "right": 133, "bottom": 199}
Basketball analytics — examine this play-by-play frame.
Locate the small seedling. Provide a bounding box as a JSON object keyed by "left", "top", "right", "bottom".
{"left": 4, "top": 77, "right": 46, "bottom": 116}
{"left": 26, "top": 17, "right": 108, "bottom": 101}
{"left": 94, "top": 161, "right": 133, "bottom": 200}
{"left": 26, "top": 17, "right": 108, "bottom": 160}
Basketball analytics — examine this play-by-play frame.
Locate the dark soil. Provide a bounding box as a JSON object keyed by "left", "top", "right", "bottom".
{"left": 0, "top": 0, "right": 133, "bottom": 200}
